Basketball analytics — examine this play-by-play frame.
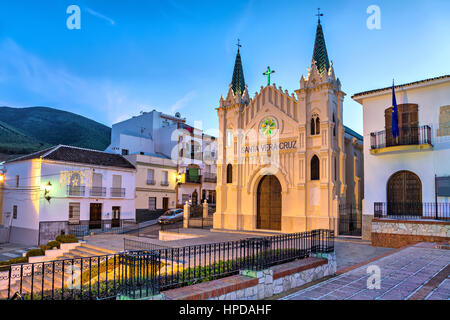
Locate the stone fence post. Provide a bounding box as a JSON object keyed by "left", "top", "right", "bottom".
{"left": 183, "top": 201, "right": 190, "bottom": 229}
{"left": 202, "top": 200, "right": 209, "bottom": 219}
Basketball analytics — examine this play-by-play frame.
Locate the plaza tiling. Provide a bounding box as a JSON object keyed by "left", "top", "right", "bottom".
{"left": 281, "top": 242, "right": 450, "bottom": 300}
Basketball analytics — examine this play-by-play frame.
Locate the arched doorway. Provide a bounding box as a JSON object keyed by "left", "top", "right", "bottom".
{"left": 387, "top": 171, "right": 422, "bottom": 217}
{"left": 257, "top": 175, "right": 282, "bottom": 230}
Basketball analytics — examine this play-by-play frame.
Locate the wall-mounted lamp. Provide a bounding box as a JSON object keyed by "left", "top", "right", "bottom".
{"left": 44, "top": 181, "right": 52, "bottom": 202}
{"left": 0, "top": 174, "right": 4, "bottom": 183}
{"left": 176, "top": 173, "right": 185, "bottom": 184}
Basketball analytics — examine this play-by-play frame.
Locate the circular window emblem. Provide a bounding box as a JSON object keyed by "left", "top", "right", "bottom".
{"left": 259, "top": 117, "right": 278, "bottom": 137}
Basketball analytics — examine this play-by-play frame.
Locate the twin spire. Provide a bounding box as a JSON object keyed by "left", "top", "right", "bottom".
{"left": 231, "top": 40, "right": 246, "bottom": 96}
{"left": 229, "top": 12, "right": 330, "bottom": 95}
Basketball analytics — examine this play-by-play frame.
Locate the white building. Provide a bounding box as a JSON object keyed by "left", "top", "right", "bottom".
{"left": 352, "top": 75, "right": 450, "bottom": 240}
{"left": 1, "top": 145, "right": 136, "bottom": 245}
{"left": 106, "top": 110, "right": 217, "bottom": 211}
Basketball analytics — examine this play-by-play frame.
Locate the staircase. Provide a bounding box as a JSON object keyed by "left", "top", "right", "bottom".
{"left": 0, "top": 244, "right": 118, "bottom": 300}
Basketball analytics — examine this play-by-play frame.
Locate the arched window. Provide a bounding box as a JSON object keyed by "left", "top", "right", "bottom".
{"left": 315, "top": 117, "right": 320, "bottom": 134}
{"left": 226, "top": 164, "right": 233, "bottom": 184}
{"left": 311, "top": 114, "right": 320, "bottom": 135}
{"left": 311, "top": 155, "right": 320, "bottom": 180}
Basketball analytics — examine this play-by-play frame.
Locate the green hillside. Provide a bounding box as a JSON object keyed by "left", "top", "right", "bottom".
{"left": 0, "top": 120, "right": 50, "bottom": 155}
{"left": 0, "top": 106, "right": 111, "bottom": 157}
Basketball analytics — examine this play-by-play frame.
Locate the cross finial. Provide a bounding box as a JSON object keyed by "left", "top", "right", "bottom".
{"left": 316, "top": 8, "right": 323, "bottom": 23}
{"left": 263, "top": 66, "right": 275, "bottom": 86}
{"left": 236, "top": 39, "right": 242, "bottom": 50}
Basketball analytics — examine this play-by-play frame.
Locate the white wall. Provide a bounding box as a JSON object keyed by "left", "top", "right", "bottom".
{"left": 39, "top": 161, "right": 136, "bottom": 222}
{"left": 361, "top": 80, "right": 450, "bottom": 215}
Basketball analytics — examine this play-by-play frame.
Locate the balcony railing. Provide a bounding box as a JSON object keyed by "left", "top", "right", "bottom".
{"left": 185, "top": 175, "right": 202, "bottom": 184}
{"left": 374, "top": 202, "right": 450, "bottom": 220}
{"left": 146, "top": 179, "right": 155, "bottom": 185}
{"left": 203, "top": 173, "right": 217, "bottom": 183}
{"left": 370, "top": 125, "right": 432, "bottom": 150}
{"left": 110, "top": 188, "right": 126, "bottom": 198}
{"left": 89, "top": 187, "right": 106, "bottom": 197}
{"left": 160, "top": 181, "right": 169, "bottom": 186}
{"left": 67, "top": 185, "right": 85, "bottom": 197}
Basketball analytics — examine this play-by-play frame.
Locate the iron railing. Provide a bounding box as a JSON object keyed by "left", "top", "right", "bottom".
{"left": 146, "top": 179, "right": 155, "bottom": 185}
{"left": 374, "top": 202, "right": 450, "bottom": 220}
{"left": 0, "top": 251, "right": 158, "bottom": 300}
{"left": 89, "top": 187, "right": 106, "bottom": 197}
{"left": 110, "top": 188, "right": 125, "bottom": 198}
{"left": 160, "top": 181, "right": 169, "bottom": 186}
{"left": 1, "top": 230, "right": 334, "bottom": 300}
{"left": 67, "top": 220, "right": 138, "bottom": 237}
{"left": 338, "top": 203, "right": 362, "bottom": 236}
{"left": 370, "top": 125, "right": 432, "bottom": 150}
{"left": 185, "top": 175, "right": 202, "bottom": 183}
{"left": 67, "top": 185, "right": 85, "bottom": 197}
{"left": 203, "top": 173, "right": 217, "bottom": 183}
{"left": 124, "top": 229, "right": 334, "bottom": 291}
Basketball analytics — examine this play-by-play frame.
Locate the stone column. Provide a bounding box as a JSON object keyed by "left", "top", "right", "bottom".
{"left": 202, "top": 199, "right": 208, "bottom": 219}
{"left": 183, "top": 201, "right": 190, "bottom": 229}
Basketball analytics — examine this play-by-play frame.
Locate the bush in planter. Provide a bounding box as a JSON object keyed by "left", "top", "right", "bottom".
{"left": 39, "top": 245, "right": 50, "bottom": 252}
{"left": 55, "top": 234, "right": 78, "bottom": 243}
{"left": 46, "top": 240, "right": 61, "bottom": 249}
{"left": 9, "top": 257, "right": 28, "bottom": 264}
{"left": 25, "top": 248, "right": 45, "bottom": 258}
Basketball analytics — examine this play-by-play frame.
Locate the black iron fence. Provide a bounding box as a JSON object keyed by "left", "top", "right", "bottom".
{"left": 125, "top": 229, "right": 334, "bottom": 291}
{"left": 370, "top": 125, "right": 432, "bottom": 150}
{"left": 67, "top": 220, "right": 138, "bottom": 237}
{"left": 374, "top": 202, "right": 450, "bottom": 220}
{"left": 1, "top": 230, "right": 334, "bottom": 300}
{"left": 338, "top": 203, "right": 362, "bottom": 236}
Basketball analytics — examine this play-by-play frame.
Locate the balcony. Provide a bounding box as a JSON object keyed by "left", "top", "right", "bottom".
{"left": 203, "top": 173, "right": 217, "bottom": 183}
{"left": 185, "top": 174, "right": 202, "bottom": 184}
{"left": 67, "top": 185, "right": 85, "bottom": 197}
{"left": 370, "top": 125, "right": 433, "bottom": 155}
{"left": 160, "top": 181, "right": 169, "bottom": 186}
{"left": 110, "top": 188, "right": 126, "bottom": 198}
{"left": 89, "top": 187, "right": 106, "bottom": 197}
{"left": 147, "top": 179, "right": 156, "bottom": 185}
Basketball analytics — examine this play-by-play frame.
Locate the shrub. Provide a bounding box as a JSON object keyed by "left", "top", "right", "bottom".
{"left": 25, "top": 248, "right": 45, "bottom": 258}
{"left": 9, "top": 257, "right": 28, "bottom": 264}
{"left": 46, "top": 240, "right": 61, "bottom": 249}
{"left": 56, "top": 234, "right": 78, "bottom": 243}
{"left": 39, "top": 245, "right": 50, "bottom": 252}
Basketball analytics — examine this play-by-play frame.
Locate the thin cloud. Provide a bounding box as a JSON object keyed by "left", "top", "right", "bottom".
{"left": 0, "top": 38, "right": 148, "bottom": 126}
{"left": 85, "top": 7, "right": 115, "bottom": 25}
{"left": 170, "top": 91, "right": 197, "bottom": 114}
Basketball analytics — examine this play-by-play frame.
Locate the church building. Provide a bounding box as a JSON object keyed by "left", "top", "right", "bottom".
{"left": 213, "top": 18, "right": 364, "bottom": 234}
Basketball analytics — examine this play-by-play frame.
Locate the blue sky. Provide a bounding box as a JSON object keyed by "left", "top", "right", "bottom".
{"left": 0, "top": 0, "right": 449, "bottom": 136}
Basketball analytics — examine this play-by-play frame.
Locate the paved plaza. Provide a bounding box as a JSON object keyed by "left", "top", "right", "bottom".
{"left": 281, "top": 242, "right": 450, "bottom": 300}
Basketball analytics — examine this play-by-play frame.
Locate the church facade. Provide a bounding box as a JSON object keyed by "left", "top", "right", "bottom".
{"left": 213, "top": 20, "right": 363, "bottom": 234}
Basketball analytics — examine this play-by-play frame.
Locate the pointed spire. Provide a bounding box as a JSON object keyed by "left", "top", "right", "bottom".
{"left": 312, "top": 11, "right": 330, "bottom": 75}
{"left": 231, "top": 39, "right": 246, "bottom": 96}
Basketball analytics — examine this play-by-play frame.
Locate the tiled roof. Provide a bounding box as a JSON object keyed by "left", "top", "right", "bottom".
{"left": 312, "top": 21, "right": 330, "bottom": 75}
{"left": 352, "top": 75, "right": 450, "bottom": 99}
{"left": 6, "top": 145, "right": 135, "bottom": 169}
{"left": 231, "top": 48, "right": 246, "bottom": 95}
{"left": 344, "top": 126, "right": 363, "bottom": 141}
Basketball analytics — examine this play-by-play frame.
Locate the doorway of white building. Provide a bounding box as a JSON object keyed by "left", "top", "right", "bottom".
{"left": 89, "top": 203, "right": 102, "bottom": 229}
